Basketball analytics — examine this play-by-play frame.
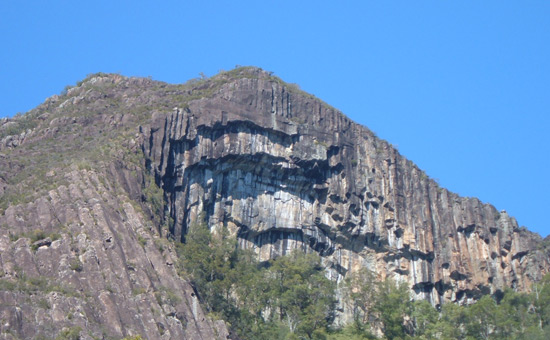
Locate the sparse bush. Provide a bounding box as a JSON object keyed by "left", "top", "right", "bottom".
{"left": 132, "top": 287, "right": 146, "bottom": 296}
{"left": 69, "top": 258, "right": 83, "bottom": 272}
{"left": 37, "top": 298, "right": 51, "bottom": 309}
{"left": 120, "top": 336, "right": 143, "bottom": 340}
{"left": 0, "top": 112, "right": 38, "bottom": 139}
{"left": 0, "top": 279, "right": 16, "bottom": 291}
{"left": 137, "top": 234, "right": 147, "bottom": 247}
{"left": 154, "top": 286, "right": 181, "bottom": 306}
{"left": 142, "top": 175, "right": 164, "bottom": 215}
{"left": 29, "top": 229, "right": 47, "bottom": 243}
{"left": 154, "top": 238, "right": 166, "bottom": 252}
{"left": 55, "top": 326, "right": 81, "bottom": 340}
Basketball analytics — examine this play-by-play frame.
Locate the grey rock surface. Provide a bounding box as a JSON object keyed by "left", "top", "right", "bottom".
{"left": 0, "top": 74, "right": 231, "bottom": 339}
{"left": 0, "top": 167, "right": 229, "bottom": 339}
{"left": 0, "top": 67, "right": 548, "bottom": 337}
{"left": 142, "top": 68, "right": 550, "bottom": 308}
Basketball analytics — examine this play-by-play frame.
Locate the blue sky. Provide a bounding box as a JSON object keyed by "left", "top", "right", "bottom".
{"left": 1, "top": 1, "right": 549, "bottom": 237}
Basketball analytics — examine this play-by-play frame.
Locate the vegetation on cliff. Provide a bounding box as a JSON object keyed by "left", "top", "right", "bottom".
{"left": 176, "top": 217, "right": 550, "bottom": 340}
{"left": 176, "top": 218, "right": 336, "bottom": 339}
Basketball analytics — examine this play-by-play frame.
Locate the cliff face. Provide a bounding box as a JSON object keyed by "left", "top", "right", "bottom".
{"left": 141, "top": 68, "right": 549, "bottom": 307}
{"left": 0, "top": 67, "right": 548, "bottom": 338}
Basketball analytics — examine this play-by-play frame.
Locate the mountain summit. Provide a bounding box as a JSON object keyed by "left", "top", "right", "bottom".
{"left": 1, "top": 67, "right": 548, "bottom": 339}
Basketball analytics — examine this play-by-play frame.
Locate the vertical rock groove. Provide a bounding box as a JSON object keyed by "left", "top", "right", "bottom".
{"left": 141, "top": 68, "right": 549, "bottom": 307}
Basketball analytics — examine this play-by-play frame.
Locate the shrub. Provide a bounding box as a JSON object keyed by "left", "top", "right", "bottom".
{"left": 55, "top": 326, "right": 82, "bottom": 340}
{"left": 69, "top": 258, "right": 83, "bottom": 272}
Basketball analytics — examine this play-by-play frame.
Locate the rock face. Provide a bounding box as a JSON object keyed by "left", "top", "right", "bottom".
{"left": 0, "top": 75, "right": 231, "bottom": 339}
{"left": 0, "top": 67, "right": 548, "bottom": 337}
{"left": 0, "top": 168, "right": 229, "bottom": 340}
{"left": 141, "top": 68, "right": 549, "bottom": 307}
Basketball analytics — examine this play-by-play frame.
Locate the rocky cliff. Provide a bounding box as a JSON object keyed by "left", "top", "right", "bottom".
{"left": 0, "top": 67, "right": 548, "bottom": 337}
{"left": 141, "top": 68, "right": 549, "bottom": 307}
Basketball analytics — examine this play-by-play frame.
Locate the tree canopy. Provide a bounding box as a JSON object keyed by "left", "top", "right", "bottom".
{"left": 175, "top": 217, "right": 550, "bottom": 340}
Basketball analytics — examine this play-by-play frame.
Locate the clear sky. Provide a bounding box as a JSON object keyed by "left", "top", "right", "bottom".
{"left": 1, "top": 1, "right": 549, "bottom": 237}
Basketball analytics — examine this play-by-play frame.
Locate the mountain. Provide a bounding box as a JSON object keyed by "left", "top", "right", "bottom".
{"left": 0, "top": 67, "right": 548, "bottom": 339}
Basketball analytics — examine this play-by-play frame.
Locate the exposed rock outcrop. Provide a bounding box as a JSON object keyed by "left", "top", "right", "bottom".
{"left": 0, "top": 166, "right": 230, "bottom": 340}
{"left": 141, "top": 68, "right": 549, "bottom": 308}
{"left": 0, "top": 75, "right": 232, "bottom": 339}
{"left": 0, "top": 67, "right": 548, "bottom": 337}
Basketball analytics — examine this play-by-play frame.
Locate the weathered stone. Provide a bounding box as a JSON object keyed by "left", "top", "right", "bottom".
{"left": 0, "top": 167, "right": 230, "bottom": 339}
{"left": 141, "top": 68, "right": 550, "bottom": 308}
{"left": 0, "top": 67, "right": 548, "bottom": 335}
{"left": 31, "top": 237, "right": 52, "bottom": 249}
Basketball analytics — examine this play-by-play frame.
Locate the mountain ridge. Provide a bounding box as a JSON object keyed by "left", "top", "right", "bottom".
{"left": 0, "top": 67, "right": 548, "bottom": 338}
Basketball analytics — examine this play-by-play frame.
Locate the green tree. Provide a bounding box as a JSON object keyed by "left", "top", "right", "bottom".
{"left": 326, "top": 321, "right": 378, "bottom": 340}
{"left": 264, "top": 250, "right": 336, "bottom": 338}
{"left": 410, "top": 299, "right": 438, "bottom": 339}
{"left": 493, "top": 289, "right": 534, "bottom": 339}
{"left": 176, "top": 216, "right": 338, "bottom": 339}
{"left": 176, "top": 216, "right": 212, "bottom": 292}
{"left": 532, "top": 273, "right": 550, "bottom": 330}
{"left": 373, "top": 278, "right": 411, "bottom": 340}
{"left": 176, "top": 216, "right": 238, "bottom": 313}
{"left": 342, "top": 268, "right": 377, "bottom": 324}
{"left": 466, "top": 295, "right": 497, "bottom": 340}
{"left": 437, "top": 302, "right": 469, "bottom": 340}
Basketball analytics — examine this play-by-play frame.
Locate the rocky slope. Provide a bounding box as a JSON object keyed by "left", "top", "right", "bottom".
{"left": 0, "top": 75, "right": 231, "bottom": 340}
{"left": 0, "top": 67, "right": 549, "bottom": 337}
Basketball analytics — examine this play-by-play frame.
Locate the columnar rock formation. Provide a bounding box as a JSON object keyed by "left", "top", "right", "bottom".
{"left": 142, "top": 68, "right": 549, "bottom": 307}
{"left": 0, "top": 67, "right": 548, "bottom": 338}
